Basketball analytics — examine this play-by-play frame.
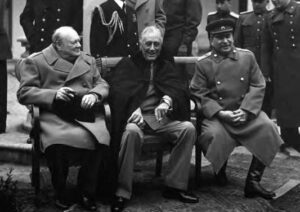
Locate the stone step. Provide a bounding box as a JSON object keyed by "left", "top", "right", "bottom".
{"left": 0, "top": 142, "right": 32, "bottom": 165}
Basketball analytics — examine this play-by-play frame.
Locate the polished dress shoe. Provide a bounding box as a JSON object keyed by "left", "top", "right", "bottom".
{"left": 80, "top": 195, "right": 97, "bottom": 211}
{"left": 162, "top": 187, "right": 199, "bottom": 203}
{"left": 111, "top": 196, "right": 127, "bottom": 212}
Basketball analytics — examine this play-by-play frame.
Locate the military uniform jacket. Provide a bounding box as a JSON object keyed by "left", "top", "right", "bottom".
{"left": 20, "top": 0, "right": 83, "bottom": 53}
{"left": 261, "top": 0, "right": 300, "bottom": 127}
{"left": 207, "top": 11, "right": 239, "bottom": 25}
{"left": 17, "top": 45, "right": 110, "bottom": 152}
{"left": 234, "top": 9, "right": 269, "bottom": 73}
{"left": 90, "top": 0, "right": 139, "bottom": 58}
{"left": 190, "top": 48, "right": 282, "bottom": 172}
{"left": 0, "top": 0, "right": 12, "bottom": 60}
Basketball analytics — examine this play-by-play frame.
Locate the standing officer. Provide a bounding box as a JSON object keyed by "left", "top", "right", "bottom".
{"left": 20, "top": 0, "right": 83, "bottom": 53}
{"left": 234, "top": 0, "right": 272, "bottom": 117}
{"left": 207, "top": 0, "right": 239, "bottom": 25}
{"left": 261, "top": 0, "right": 300, "bottom": 152}
{"left": 0, "top": 0, "right": 12, "bottom": 133}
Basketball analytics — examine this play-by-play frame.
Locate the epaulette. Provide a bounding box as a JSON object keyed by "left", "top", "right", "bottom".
{"left": 28, "top": 52, "right": 42, "bottom": 59}
{"left": 240, "top": 10, "right": 252, "bottom": 15}
{"left": 208, "top": 11, "right": 217, "bottom": 16}
{"left": 235, "top": 47, "right": 251, "bottom": 53}
{"left": 197, "top": 52, "right": 212, "bottom": 61}
{"left": 230, "top": 11, "right": 239, "bottom": 18}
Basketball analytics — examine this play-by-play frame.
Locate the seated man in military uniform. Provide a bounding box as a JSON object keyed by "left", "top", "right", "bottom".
{"left": 190, "top": 19, "right": 283, "bottom": 200}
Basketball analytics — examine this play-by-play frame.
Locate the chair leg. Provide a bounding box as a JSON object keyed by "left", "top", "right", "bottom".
{"left": 195, "top": 142, "right": 202, "bottom": 186}
{"left": 32, "top": 145, "right": 40, "bottom": 196}
{"left": 155, "top": 150, "right": 163, "bottom": 177}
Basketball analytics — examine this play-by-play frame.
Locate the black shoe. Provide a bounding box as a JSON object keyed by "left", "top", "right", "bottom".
{"left": 215, "top": 171, "right": 228, "bottom": 186}
{"left": 244, "top": 181, "right": 275, "bottom": 200}
{"left": 80, "top": 195, "right": 97, "bottom": 211}
{"left": 162, "top": 187, "right": 199, "bottom": 203}
{"left": 111, "top": 196, "right": 127, "bottom": 212}
{"left": 280, "top": 144, "right": 290, "bottom": 156}
{"left": 55, "top": 198, "right": 72, "bottom": 210}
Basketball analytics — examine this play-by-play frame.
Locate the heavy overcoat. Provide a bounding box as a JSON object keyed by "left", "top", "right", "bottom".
{"left": 126, "top": 0, "right": 166, "bottom": 35}
{"left": 190, "top": 48, "right": 282, "bottom": 172}
{"left": 261, "top": 0, "right": 300, "bottom": 127}
{"left": 17, "top": 45, "right": 110, "bottom": 152}
{"left": 0, "top": 0, "right": 12, "bottom": 60}
{"left": 20, "top": 0, "right": 83, "bottom": 53}
{"left": 90, "top": 0, "right": 139, "bottom": 58}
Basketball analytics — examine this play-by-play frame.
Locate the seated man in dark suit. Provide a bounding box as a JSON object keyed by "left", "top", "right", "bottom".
{"left": 109, "top": 25, "right": 198, "bottom": 212}
{"left": 17, "top": 26, "right": 110, "bottom": 211}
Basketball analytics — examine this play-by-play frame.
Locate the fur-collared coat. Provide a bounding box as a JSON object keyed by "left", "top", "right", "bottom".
{"left": 17, "top": 45, "right": 110, "bottom": 151}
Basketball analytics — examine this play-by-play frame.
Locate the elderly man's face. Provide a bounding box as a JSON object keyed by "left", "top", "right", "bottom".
{"left": 271, "top": 0, "right": 290, "bottom": 9}
{"left": 58, "top": 31, "right": 81, "bottom": 59}
{"left": 210, "top": 32, "right": 234, "bottom": 55}
{"left": 140, "top": 31, "right": 162, "bottom": 61}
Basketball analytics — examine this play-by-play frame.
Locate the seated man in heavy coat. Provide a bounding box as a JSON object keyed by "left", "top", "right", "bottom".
{"left": 17, "top": 26, "right": 110, "bottom": 211}
{"left": 109, "top": 25, "right": 198, "bottom": 212}
{"left": 190, "top": 19, "right": 283, "bottom": 200}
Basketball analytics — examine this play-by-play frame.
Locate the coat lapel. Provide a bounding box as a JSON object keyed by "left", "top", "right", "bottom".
{"left": 65, "top": 54, "right": 90, "bottom": 82}
{"left": 135, "top": 0, "right": 148, "bottom": 10}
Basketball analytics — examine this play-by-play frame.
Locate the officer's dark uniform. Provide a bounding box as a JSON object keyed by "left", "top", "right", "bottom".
{"left": 234, "top": 8, "right": 272, "bottom": 117}
{"left": 207, "top": 11, "right": 239, "bottom": 25}
{"left": 90, "top": 0, "right": 139, "bottom": 58}
{"left": 20, "top": 0, "right": 83, "bottom": 53}
{"left": 0, "top": 0, "right": 12, "bottom": 133}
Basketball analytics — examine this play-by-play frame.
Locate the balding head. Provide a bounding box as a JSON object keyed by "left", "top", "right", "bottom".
{"left": 52, "top": 26, "right": 81, "bottom": 61}
{"left": 139, "top": 26, "right": 163, "bottom": 61}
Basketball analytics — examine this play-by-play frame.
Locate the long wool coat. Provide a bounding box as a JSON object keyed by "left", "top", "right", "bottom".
{"left": 190, "top": 48, "right": 283, "bottom": 172}
{"left": 17, "top": 45, "right": 110, "bottom": 152}
{"left": 0, "top": 0, "right": 12, "bottom": 60}
{"left": 261, "top": 0, "right": 300, "bottom": 127}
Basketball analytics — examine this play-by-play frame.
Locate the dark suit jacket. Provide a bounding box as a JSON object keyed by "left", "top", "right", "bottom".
{"left": 0, "top": 0, "right": 12, "bottom": 60}
{"left": 20, "top": 0, "right": 83, "bottom": 53}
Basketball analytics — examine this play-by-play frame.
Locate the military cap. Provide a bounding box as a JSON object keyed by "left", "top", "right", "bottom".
{"left": 206, "top": 19, "right": 235, "bottom": 35}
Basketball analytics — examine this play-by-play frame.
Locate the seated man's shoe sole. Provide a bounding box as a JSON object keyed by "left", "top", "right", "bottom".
{"left": 111, "top": 196, "right": 126, "bottom": 212}
{"left": 80, "top": 196, "right": 97, "bottom": 211}
{"left": 244, "top": 192, "right": 275, "bottom": 200}
{"left": 162, "top": 189, "right": 199, "bottom": 203}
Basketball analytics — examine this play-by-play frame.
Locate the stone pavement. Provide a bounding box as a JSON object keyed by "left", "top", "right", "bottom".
{"left": 1, "top": 61, "right": 300, "bottom": 211}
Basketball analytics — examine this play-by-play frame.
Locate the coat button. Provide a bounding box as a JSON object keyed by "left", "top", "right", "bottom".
{"left": 241, "top": 94, "right": 245, "bottom": 98}
{"left": 240, "top": 77, "right": 244, "bottom": 81}
{"left": 82, "top": 82, "right": 87, "bottom": 87}
{"left": 128, "top": 55, "right": 131, "bottom": 58}
{"left": 136, "top": 43, "right": 139, "bottom": 46}
{"left": 219, "top": 97, "right": 223, "bottom": 100}
{"left": 216, "top": 81, "right": 221, "bottom": 85}
{"left": 291, "top": 28, "right": 294, "bottom": 32}
{"left": 57, "top": 18, "right": 60, "bottom": 22}
{"left": 41, "top": 28, "right": 44, "bottom": 32}
{"left": 42, "top": 18, "right": 46, "bottom": 22}
{"left": 290, "top": 21, "right": 293, "bottom": 24}
{"left": 40, "top": 38, "right": 44, "bottom": 42}
{"left": 127, "top": 44, "right": 130, "bottom": 47}
{"left": 57, "top": 8, "right": 61, "bottom": 12}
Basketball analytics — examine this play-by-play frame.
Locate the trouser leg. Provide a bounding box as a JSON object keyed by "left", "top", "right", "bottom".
{"left": 0, "top": 60, "right": 7, "bottom": 133}
{"left": 77, "top": 144, "right": 107, "bottom": 198}
{"left": 244, "top": 156, "right": 275, "bottom": 199}
{"left": 158, "top": 121, "right": 196, "bottom": 191}
{"left": 280, "top": 127, "right": 300, "bottom": 150}
{"left": 45, "top": 145, "right": 69, "bottom": 198}
{"left": 116, "top": 123, "right": 143, "bottom": 199}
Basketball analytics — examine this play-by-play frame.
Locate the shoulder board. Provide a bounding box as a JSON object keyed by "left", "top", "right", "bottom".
{"left": 240, "top": 10, "right": 252, "bottom": 15}
{"left": 28, "top": 52, "right": 42, "bottom": 59}
{"left": 197, "top": 52, "right": 212, "bottom": 61}
{"left": 208, "top": 11, "right": 217, "bottom": 16}
{"left": 235, "top": 47, "right": 251, "bottom": 53}
{"left": 230, "top": 11, "right": 239, "bottom": 18}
